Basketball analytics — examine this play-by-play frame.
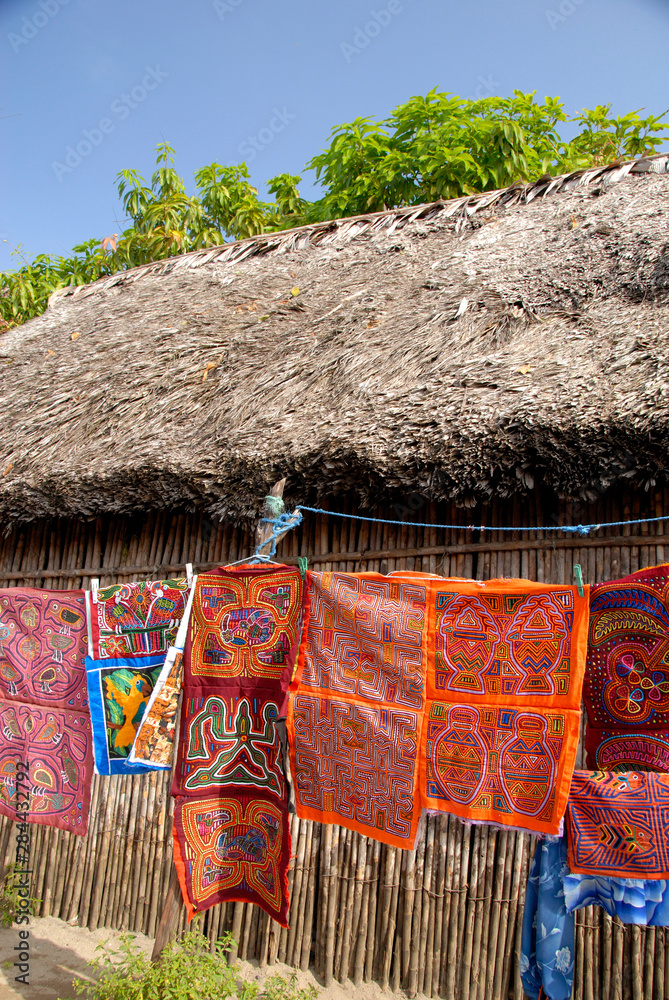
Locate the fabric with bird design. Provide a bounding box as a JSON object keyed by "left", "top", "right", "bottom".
{"left": 0, "top": 587, "right": 93, "bottom": 834}
{"left": 89, "top": 578, "right": 189, "bottom": 660}
{"left": 85, "top": 654, "right": 165, "bottom": 774}
{"left": 566, "top": 770, "right": 669, "bottom": 878}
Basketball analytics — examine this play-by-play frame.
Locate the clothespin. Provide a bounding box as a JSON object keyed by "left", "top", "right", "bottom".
{"left": 573, "top": 564, "right": 585, "bottom": 599}
{"left": 186, "top": 563, "right": 193, "bottom": 587}
{"left": 91, "top": 578, "right": 99, "bottom": 604}
{"left": 297, "top": 556, "right": 308, "bottom": 581}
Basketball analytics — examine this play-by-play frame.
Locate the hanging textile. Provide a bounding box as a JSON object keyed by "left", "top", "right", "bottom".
{"left": 173, "top": 564, "right": 304, "bottom": 924}
{"left": 288, "top": 571, "right": 427, "bottom": 849}
{"left": 86, "top": 653, "right": 166, "bottom": 774}
{"left": 128, "top": 580, "right": 197, "bottom": 770}
{"left": 289, "top": 572, "right": 588, "bottom": 842}
{"left": 0, "top": 588, "right": 93, "bottom": 834}
{"left": 520, "top": 837, "right": 575, "bottom": 1000}
{"left": 566, "top": 770, "right": 669, "bottom": 878}
{"left": 420, "top": 577, "right": 588, "bottom": 835}
{"left": 584, "top": 564, "right": 669, "bottom": 771}
{"left": 85, "top": 577, "right": 191, "bottom": 775}
{"left": 173, "top": 788, "right": 290, "bottom": 925}
{"left": 563, "top": 870, "right": 669, "bottom": 926}
{"left": 126, "top": 647, "right": 184, "bottom": 770}
{"left": 88, "top": 578, "right": 189, "bottom": 660}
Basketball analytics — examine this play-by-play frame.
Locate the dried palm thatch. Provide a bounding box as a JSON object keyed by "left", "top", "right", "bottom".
{"left": 1, "top": 154, "right": 668, "bottom": 524}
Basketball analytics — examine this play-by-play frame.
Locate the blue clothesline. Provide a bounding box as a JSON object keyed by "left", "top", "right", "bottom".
{"left": 295, "top": 505, "right": 669, "bottom": 537}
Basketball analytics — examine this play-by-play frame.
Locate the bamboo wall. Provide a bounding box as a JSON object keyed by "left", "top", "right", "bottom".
{"left": 1, "top": 486, "right": 668, "bottom": 1000}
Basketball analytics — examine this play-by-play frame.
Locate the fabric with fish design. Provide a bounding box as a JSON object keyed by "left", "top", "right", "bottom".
{"left": 420, "top": 577, "right": 589, "bottom": 835}
{"left": 86, "top": 654, "right": 165, "bottom": 774}
{"left": 0, "top": 587, "right": 93, "bottom": 834}
{"left": 89, "top": 578, "right": 189, "bottom": 660}
{"left": 566, "top": 770, "right": 669, "bottom": 878}
{"left": 173, "top": 565, "right": 305, "bottom": 922}
{"left": 584, "top": 564, "right": 669, "bottom": 771}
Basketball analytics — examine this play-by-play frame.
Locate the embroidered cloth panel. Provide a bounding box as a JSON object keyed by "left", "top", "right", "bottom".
{"left": 566, "top": 771, "right": 669, "bottom": 879}
{"left": 89, "top": 578, "right": 189, "bottom": 660}
{"left": 583, "top": 564, "right": 669, "bottom": 771}
{"left": 0, "top": 588, "right": 93, "bottom": 834}
{"left": 421, "top": 577, "right": 588, "bottom": 835}
{"left": 173, "top": 788, "right": 290, "bottom": 926}
{"left": 289, "top": 573, "right": 588, "bottom": 843}
{"left": 86, "top": 654, "right": 165, "bottom": 774}
{"left": 289, "top": 571, "right": 427, "bottom": 848}
{"left": 173, "top": 565, "right": 303, "bottom": 922}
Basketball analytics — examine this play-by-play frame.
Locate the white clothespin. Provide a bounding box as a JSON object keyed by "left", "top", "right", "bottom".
{"left": 186, "top": 563, "right": 193, "bottom": 587}
{"left": 91, "top": 578, "right": 99, "bottom": 604}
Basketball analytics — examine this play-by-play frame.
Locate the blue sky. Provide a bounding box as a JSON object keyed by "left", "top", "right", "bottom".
{"left": 1, "top": 0, "right": 668, "bottom": 270}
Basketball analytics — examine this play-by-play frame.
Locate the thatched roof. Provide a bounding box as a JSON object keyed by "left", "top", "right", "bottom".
{"left": 2, "top": 154, "right": 669, "bottom": 524}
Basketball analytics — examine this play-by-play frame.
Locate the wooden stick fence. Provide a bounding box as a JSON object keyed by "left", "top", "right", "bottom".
{"left": 0, "top": 487, "right": 667, "bottom": 999}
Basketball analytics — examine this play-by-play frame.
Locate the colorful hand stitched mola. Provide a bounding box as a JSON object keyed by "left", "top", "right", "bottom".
{"left": 420, "top": 577, "right": 588, "bottom": 835}
{"left": 566, "top": 771, "right": 669, "bottom": 879}
{"left": 0, "top": 587, "right": 93, "bottom": 834}
{"left": 289, "top": 571, "right": 427, "bottom": 849}
{"left": 173, "top": 788, "right": 290, "bottom": 925}
{"left": 173, "top": 565, "right": 304, "bottom": 922}
{"left": 584, "top": 564, "right": 669, "bottom": 771}
{"left": 89, "top": 578, "right": 189, "bottom": 660}
{"left": 184, "top": 565, "right": 304, "bottom": 695}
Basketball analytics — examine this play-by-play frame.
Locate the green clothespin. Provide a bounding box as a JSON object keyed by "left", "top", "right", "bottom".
{"left": 298, "top": 556, "right": 308, "bottom": 581}
{"left": 574, "top": 564, "right": 585, "bottom": 598}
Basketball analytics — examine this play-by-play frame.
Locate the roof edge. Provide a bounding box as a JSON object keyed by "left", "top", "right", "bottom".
{"left": 48, "top": 152, "right": 669, "bottom": 309}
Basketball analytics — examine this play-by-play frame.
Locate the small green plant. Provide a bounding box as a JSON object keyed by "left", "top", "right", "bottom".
{"left": 0, "top": 863, "right": 40, "bottom": 928}
{"left": 60, "top": 928, "right": 319, "bottom": 1000}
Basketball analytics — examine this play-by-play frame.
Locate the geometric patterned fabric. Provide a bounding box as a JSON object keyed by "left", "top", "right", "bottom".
{"left": 584, "top": 564, "right": 669, "bottom": 771}
{"left": 422, "top": 577, "right": 588, "bottom": 835}
{"left": 289, "top": 572, "right": 588, "bottom": 843}
{"left": 0, "top": 587, "right": 93, "bottom": 834}
{"left": 289, "top": 571, "right": 427, "bottom": 848}
{"left": 173, "top": 564, "right": 305, "bottom": 926}
{"left": 566, "top": 770, "right": 669, "bottom": 879}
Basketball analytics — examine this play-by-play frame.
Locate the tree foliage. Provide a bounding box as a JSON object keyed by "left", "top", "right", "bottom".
{"left": 2, "top": 90, "right": 668, "bottom": 330}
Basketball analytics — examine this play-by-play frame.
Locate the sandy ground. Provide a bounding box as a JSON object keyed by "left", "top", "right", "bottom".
{"left": 0, "top": 916, "right": 400, "bottom": 1000}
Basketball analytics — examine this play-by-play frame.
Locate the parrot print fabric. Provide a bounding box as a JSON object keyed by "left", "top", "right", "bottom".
{"left": 0, "top": 588, "right": 93, "bottom": 834}
{"left": 86, "top": 654, "right": 165, "bottom": 774}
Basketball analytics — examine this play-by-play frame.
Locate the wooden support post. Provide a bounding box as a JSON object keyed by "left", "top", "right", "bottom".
{"left": 151, "top": 869, "right": 182, "bottom": 962}
{"left": 151, "top": 478, "right": 287, "bottom": 961}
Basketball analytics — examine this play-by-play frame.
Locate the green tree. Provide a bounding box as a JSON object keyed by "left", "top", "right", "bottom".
{"left": 2, "top": 90, "right": 667, "bottom": 330}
